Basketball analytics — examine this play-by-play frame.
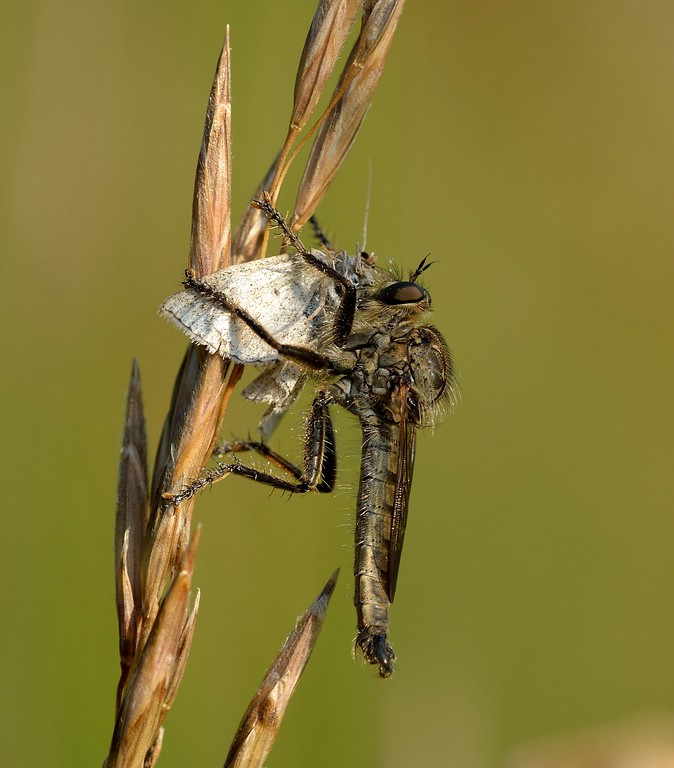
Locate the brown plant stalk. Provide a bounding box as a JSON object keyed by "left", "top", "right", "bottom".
{"left": 106, "top": 2, "right": 406, "bottom": 765}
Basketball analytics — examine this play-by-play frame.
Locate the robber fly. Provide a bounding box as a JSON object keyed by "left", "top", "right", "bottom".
{"left": 159, "top": 195, "right": 454, "bottom": 677}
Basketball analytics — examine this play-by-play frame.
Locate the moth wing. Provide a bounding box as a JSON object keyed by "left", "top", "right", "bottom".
{"left": 159, "top": 254, "right": 338, "bottom": 364}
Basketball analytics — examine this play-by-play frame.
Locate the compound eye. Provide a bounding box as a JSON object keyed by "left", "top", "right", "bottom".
{"left": 377, "top": 281, "right": 429, "bottom": 305}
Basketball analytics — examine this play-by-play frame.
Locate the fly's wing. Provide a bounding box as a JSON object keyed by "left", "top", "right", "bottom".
{"left": 159, "top": 253, "right": 340, "bottom": 365}
{"left": 387, "top": 387, "right": 417, "bottom": 602}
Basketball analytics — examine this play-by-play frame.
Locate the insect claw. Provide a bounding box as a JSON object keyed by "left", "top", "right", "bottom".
{"left": 356, "top": 630, "right": 396, "bottom": 678}
{"left": 159, "top": 491, "right": 177, "bottom": 509}
{"left": 161, "top": 485, "right": 193, "bottom": 507}
{"left": 181, "top": 267, "right": 196, "bottom": 287}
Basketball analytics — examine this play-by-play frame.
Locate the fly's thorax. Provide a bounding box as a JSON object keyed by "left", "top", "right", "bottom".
{"left": 329, "top": 323, "right": 452, "bottom": 427}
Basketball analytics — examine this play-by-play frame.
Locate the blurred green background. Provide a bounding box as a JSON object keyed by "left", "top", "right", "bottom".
{"left": 3, "top": 1, "right": 674, "bottom": 766}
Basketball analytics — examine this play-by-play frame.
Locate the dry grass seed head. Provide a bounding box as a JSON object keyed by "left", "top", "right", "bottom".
{"left": 108, "top": 2, "right": 407, "bottom": 763}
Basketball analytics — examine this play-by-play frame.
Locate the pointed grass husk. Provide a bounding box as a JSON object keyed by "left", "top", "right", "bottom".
{"left": 224, "top": 570, "right": 339, "bottom": 768}
{"left": 189, "top": 29, "right": 233, "bottom": 279}
{"left": 267, "top": 0, "right": 404, "bottom": 215}
{"left": 107, "top": 29, "right": 233, "bottom": 767}
{"left": 264, "top": 0, "right": 360, "bottom": 213}
{"left": 106, "top": 530, "right": 201, "bottom": 768}
{"left": 292, "top": 0, "right": 405, "bottom": 229}
{"left": 144, "top": 25, "right": 233, "bottom": 631}
{"left": 260, "top": 0, "right": 404, "bottom": 256}
{"left": 291, "top": 0, "right": 360, "bottom": 133}
{"left": 115, "top": 359, "right": 149, "bottom": 706}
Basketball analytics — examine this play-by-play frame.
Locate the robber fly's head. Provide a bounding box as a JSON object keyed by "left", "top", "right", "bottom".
{"left": 373, "top": 255, "right": 433, "bottom": 312}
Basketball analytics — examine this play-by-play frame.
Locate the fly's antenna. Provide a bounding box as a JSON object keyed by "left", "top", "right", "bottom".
{"left": 410, "top": 254, "right": 435, "bottom": 282}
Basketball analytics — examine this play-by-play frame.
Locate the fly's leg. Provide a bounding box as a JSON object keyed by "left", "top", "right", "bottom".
{"left": 214, "top": 400, "right": 335, "bottom": 493}
{"left": 308, "top": 215, "right": 334, "bottom": 252}
{"left": 252, "top": 194, "right": 356, "bottom": 345}
{"left": 163, "top": 394, "right": 335, "bottom": 505}
{"left": 213, "top": 440, "right": 305, "bottom": 481}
